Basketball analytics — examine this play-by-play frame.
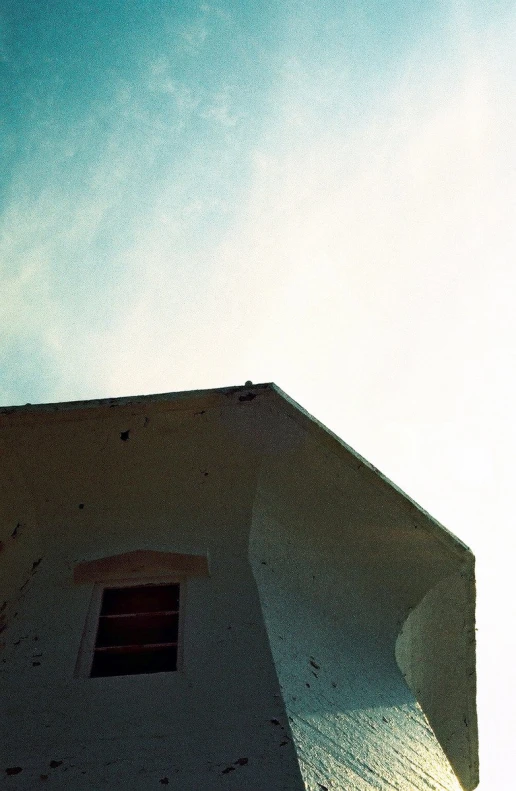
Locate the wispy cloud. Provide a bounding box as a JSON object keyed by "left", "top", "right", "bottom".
{"left": 1, "top": 1, "right": 515, "bottom": 416}
{"left": 177, "top": 4, "right": 210, "bottom": 54}
{"left": 201, "top": 87, "right": 241, "bottom": 127}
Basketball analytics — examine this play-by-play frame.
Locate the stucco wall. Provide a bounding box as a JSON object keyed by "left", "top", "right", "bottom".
{"left": 250, "top": 403, "right": 474, "bottom": 791}
{"left": 395, "top": 566, "right": 477, "bottom": 788}
{"left": 0, "top": 386, "right": 477, "bottom": 790}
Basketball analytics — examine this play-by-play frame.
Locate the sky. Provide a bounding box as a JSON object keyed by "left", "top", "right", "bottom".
{"left": 1, "top": 1, "right": 515, "bottom": 787}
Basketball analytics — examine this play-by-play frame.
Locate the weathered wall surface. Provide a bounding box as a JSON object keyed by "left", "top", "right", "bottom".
{"left": 395, "top": 566, "right": 477, "bottom": 788}
{"left": 0, "top": 386, "right": 477, "bottom": 790}
{"left": 250, "top": 398, "right": 476, "bottom": 791}
{"left": 0, "top": 392, "right": 304, "bottom": 790}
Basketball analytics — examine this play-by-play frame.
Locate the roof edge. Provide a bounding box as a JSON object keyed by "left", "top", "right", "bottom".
{"left": 1, "top": 380, "right": 472, "bottom": 559}
{"left": 268, "top": 384, "right": 473, "bottom": 559}
{"left": 0, "top": 382, "right": 274, "bottom": 417}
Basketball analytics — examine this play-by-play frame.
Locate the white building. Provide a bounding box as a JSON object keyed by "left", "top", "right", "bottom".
{"left": 0, "top": 383, "right": 478, "bottom": 790}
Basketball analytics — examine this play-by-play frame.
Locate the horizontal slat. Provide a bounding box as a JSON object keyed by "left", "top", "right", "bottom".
{"left": 99, "top": 610, "right": 179, "bottom": 619}
{"left": 95, "top": 611, "right": 178, "bottom": 647}
{"left": 100, "top": 584, "right": 179, "bottom": 616}
{"left": 94, "top": 642, "right": 178, "bottom": 653}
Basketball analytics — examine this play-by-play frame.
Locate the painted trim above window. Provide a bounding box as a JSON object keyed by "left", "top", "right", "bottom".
{"left": 73, "top": 550, "right": 209, "bottom": 584}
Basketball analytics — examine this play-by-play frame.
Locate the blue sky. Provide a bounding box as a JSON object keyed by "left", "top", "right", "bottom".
{"left": 2, "top": 2, "right": 516, "bottom": 787}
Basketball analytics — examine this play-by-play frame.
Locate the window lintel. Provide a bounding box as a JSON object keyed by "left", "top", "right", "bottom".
{"left": 73, "top": 549, "right": 209, "bottom": 584}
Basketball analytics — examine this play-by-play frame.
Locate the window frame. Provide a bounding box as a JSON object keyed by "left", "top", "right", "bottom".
{"left": 75, "top": 576, "right": 186, "bottom": 679}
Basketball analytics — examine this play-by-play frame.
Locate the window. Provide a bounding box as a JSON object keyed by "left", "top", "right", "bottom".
{"left": 74, "top": 550, "right": 209, "bottom": 678}
{"left": 89, "top": 583, "right": 180, "bottom": 677}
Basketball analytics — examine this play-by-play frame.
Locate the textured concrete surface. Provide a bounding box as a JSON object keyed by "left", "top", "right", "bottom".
{"left": 0, "top": 384, "right": 477, "bottom": 789}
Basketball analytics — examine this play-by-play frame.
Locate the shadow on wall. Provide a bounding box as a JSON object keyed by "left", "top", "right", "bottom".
{"left": 396, "top": 565, "right": 478, "bottom": 790}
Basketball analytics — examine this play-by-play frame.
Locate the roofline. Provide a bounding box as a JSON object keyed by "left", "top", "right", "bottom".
{"left": 0, "top": 380, "right": 472, "bottom": 558}
{"left": 268, "top": 384, "right": 472, "bottom": 558}
{"left": 0, "top": 382, "right": 273, "bottom": 416}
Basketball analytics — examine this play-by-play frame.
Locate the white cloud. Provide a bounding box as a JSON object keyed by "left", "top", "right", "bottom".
{"left": 177, "top": 10, "right": 209, "bottom": 55}
{"left": 201, "top": 88, "right": 240, "bottom": 127}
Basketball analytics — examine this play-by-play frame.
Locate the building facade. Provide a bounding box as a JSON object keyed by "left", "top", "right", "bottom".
{"left": 0, "top": 383, "right": 478, "bottom": 790}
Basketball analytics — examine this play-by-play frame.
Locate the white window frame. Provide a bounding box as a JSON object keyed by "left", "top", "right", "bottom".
{"left": 74, "top": 576, "right": 186, "bottom": 678}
